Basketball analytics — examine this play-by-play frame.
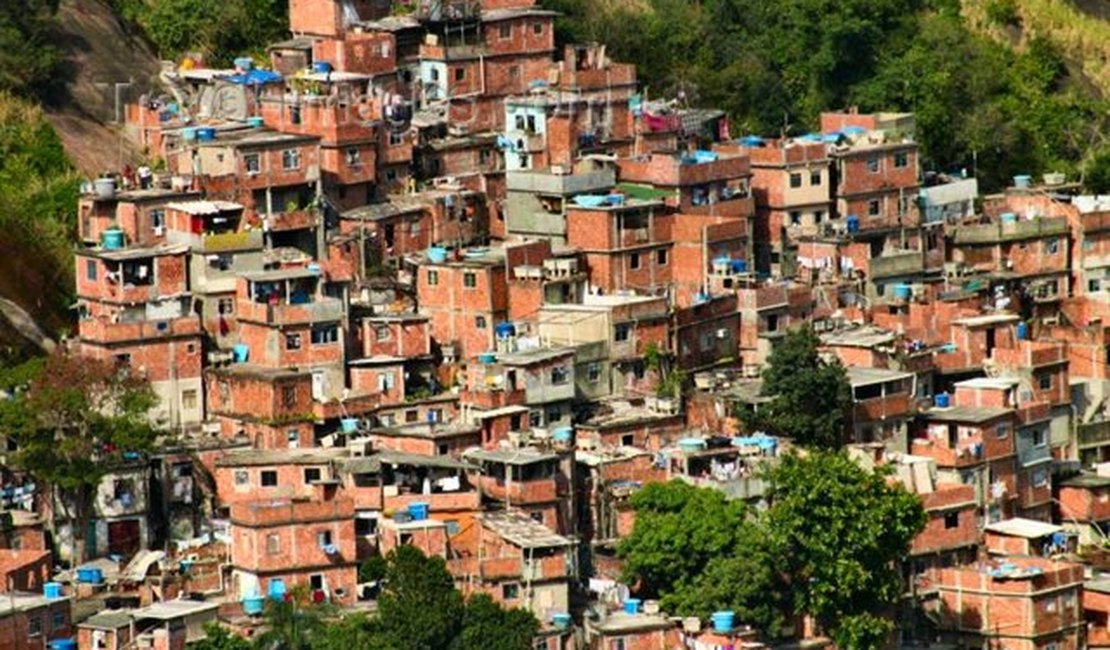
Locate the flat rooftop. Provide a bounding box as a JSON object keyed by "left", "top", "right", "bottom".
{"left": 951, "top": 313, "right": 1020, "bottom": 327}
{"left": 166, "top": 200, "right": 243, "bottom": 215}
{"left": 925, "top": 405, "right": 1012, "bottom": 423}
{"left": 481, "top": 510, "right": 571, "bottom": 548}
{"left": 984, "top": 517, "right": 1062, "bottom": 539}
{"left": 215, "top": 448, "right": 345, "bottom": 467}
{"left": 464, "top": 446, "right": 558, "bottom": 465}
{"left": 955, "top": 377, "right": 1020, "bottom": 390}
{"left": 133, "top": 599, "right": 219, "bottom": 620}
{"left": 846, "top": 366, "right": 913, "bottom": 387}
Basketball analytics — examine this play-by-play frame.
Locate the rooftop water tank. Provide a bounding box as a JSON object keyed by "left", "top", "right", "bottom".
{"left": 678, "top": 438, "right": 707, "bottom": 453}
{"left": 247, "top": 116, "right": 264, "bottom": 128}
{"left": 623, "top": 598, "right": 642, "bottom": 615}
{"left": 551, "top": 613, "right": 572, "bottom": 630}
{"left": 846, "top": 215, "right": 860, "bottom": 234}
{"left": 75, "top": 567, "right": 103, "bottom": 584}
{"left": 340, "top": 418, "right": 359, "bottom": 434}
{"left": 232, "top": 344, "right": 250, "bottom": 363}
{"left": 196, "top": 128, "right": 216, "bottom": 142}
{"left": 1013, "top": 175, "right": 1032, "bottom": 189}
{"left": 711, "top": 611, "right": 736, "bottom": 634}
{"left": 934, "top": 393, "right": 950, "bottom": 408}
{"left": 312, "top": 61, "right": 333, "bottom": 74}
{"left": 242, "top": 597, "right": 264, "bottom": 616}
{"left": 408, "top": 502, "right": 429, "bottom": 521}
{"left": 182, "top": 127, "right": 198, "bottom": 142}
{"left": 234, "top": 57, "right": 254, "bottom": 71}
{"left": 43, "top": 582, "right": 62, "bottom": 600}
{"left": 93, "top": 177, "right": 116, "bottom": 200}
{"left": 478, "top": 352, "right": 497, "bottom": 364}
{"left": 1016, "top": 321, "right": 1029, "bottom": 341}
{"left": 267, "top": 578, "right": 287, "bottom": 601}
{"left": 101, "top": 228, "right": 125, "bottom": 250}
{"left": 553, "top": 427, "right": 574, "bottom": 443}
{"left": 893, "top": 284, "right": 912, "bottom": 301}
{"left": 495, "top": 322, "right": 516, "bottom": 339}
{"left": 426, "top": 246, "right": 448, "bottom": 263}
{"left": 49, "top": 640, "right": 76, "bottom": 650}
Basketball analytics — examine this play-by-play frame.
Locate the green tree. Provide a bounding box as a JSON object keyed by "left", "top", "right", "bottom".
{"left": 193, "top": 623, "right": 252, "bottom": 650}
{"left": 746, "top": 325, "right": 851, "bottom": 449}
{"left": 617, "top": 481, "right": 785, "bottom": 637}
{"left": 254, "top": 588, "right": 328, "bottom": 650}
{"left": 134, "top": 0, "right": 288, "bottom": 66}
{"left": 0, "top": 348, "right": 157, "bottom": 564}
{"left": 456, "top": 593, "right": 539, "bottom": 650}
{"left": 0, "top": 0, "right": 64, "bottom": 98}
{"left": 374, "top": 545, "right": 465, "bottom": 650}
{"left": 762, "top": 452, "right": 926, "bottom": 649}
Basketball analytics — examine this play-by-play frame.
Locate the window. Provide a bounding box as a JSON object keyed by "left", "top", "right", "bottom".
{"left": 894, "top": 152, "right": 909, "bottom": 168}
{"left": 285, "top": 333, "right": 302, "bottom": 350}
{"left": 1044, "top": 598, "right": 1057, "bottom": 613}
{"left": 587, "top": 362, "right": 601, "bottom": 384}
{"left": 115, "top": 353, "right": 132, "bottom": 367}
{"left": 629, "top": 252, "right": 641, "bottom": 270}
{"left": 475, "top": 315, "right": 487, "bottom": 329}
{"left": 377, "top": 372, "right": 395, "bottom": 391}
{"left": 608, "top": 640, "right": 626, "bottom": 650}
{"left": 218, "top": 297, "right": 235, "bottom": 315}
{"left": 499, "top": 23, "right": 511, "bottom": 38}
{"left": 345, "top": 148, "right": 361, "bottom": 166}
{"left": 427, "top": 270, "right": 439, "bottom": 286}
{"left": 405, "top": 409, "right": 418, "bottom": 423}
{"left": 52, "top": 611, "right": 65, "bottom": 630}
{"left": 234, "top": 470, "right": 249, "bottom": 486}
{"left": 502, "top": 583, "right": 520, "bottom": 600}
{"left": 150, "top": 209, "right": 165, "bottom": 230}
{"left": 867, "top": 157, "right": 880, "bottom": 173}
{"left": 944, "top": 511, "right": 960, "bottom": 529}
{"left": 1045, "top": 238, "right": 1059, "bottom": 255}
{"left": 766, "top": 314, "right": 779, "bottom": 332}
{"left": 614, "top": 323, "right": 631, "bottom": 342}
{"left": 389, "top": 131, "right": 404, "bottom": 146}
{"left": 374, "top": 325, "right": 391, "bottom": 340}
{"left": 290, "top": 105, "right": 301, "bottom": 125}
{"left": 1033, "top": 468, "right": 1048, "bottom": 488}
{"left": 814, "top": 210, "right": 825, "bottom": 223}
{"left": 1091, "top": 279, "right": 1102, "bottom": 293}
{"left": 445, "top": 520, "right": 460, "bottom": 536}
{"left": 463, "top": 272, "right": 477, "bottom": 288}
{"left": 261, "top": 471, "right": 278, "bottom": 487}
{"left": 281, "top": 149, "right": 301, "bottom": 170}
{"left": 282, "top": 386, "right": 297, "bottom": 409}
{"left": 182, "top": 389, "right": 197, "bottom": 411}
{"left": 530, "top": 511, "right": 544, "bottom": 524}
{"left": 1037, "top": 372, "right": 1052, "bottom": 391}
{"left": 789, "top": 211, "right": 801, "bottom": 226}
{"left": 245, "top": 153, "right": 261, "bottom": 173}
{"left": 454, "top": 67, "right": 466, "bottom": 82}
{"left": 551, "top": 366, "right": 569, "bottom": 385}
{"left": 28, "top": 616, "right": 41, "bottom": 637}
{"left": 86, "top": 259, "right": 97, "bottom": 281}
{"left": 304, "top": 468, "right": 322, "bottom": 484}
{"left": 311, "top": 325, "right": 339, "bottom": 345}
{"left": 267, "top": 534, "right": 280, "bottom": 554}
{"left": 868, "top": 199, "right": 881, "bottom": 216}
{"left": 317, "top": 530, "right": 333, "bottom": 547}
{"left": 288, "top": 430, "right": 300, "bottom": 446}
{"left": 656, "top": 249, "right": 668, "bottom": 266}
{"left": 789, "top": 172, "right": 802, "bottom": 188}
{"left": 810, "top": 170, "right": 822, "bottom": 186}
{"left": 1033, "top": 428, "right": 1046, "bottom": 447}
{"left": 533, "top": 22, "right": 544, "bottom": 34}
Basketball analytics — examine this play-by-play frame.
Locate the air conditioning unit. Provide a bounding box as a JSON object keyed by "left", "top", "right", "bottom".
{"left": 716, "top": 328, "right": 729, "bottom": 339}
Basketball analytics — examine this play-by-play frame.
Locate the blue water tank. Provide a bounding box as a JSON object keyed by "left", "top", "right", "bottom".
{"left": 101, "top": 228, "right": 125, "bottom": 250}
{"left": 182, "top": 127, "right": 198, "bottom": 142}
{"left": 623, "top": 598, "right": 642, "bottom": 615}
{"left": 247, "top": 116, "right": 264, "bottom": 128}
{"left": 312, "top": 61, "right": 333, "bottom": 74}
{"left": 893, "top": 284, "right": 912, "bottom": 301}
{"left": 340, "top": 418, "right": 359, "bottom": 434}
{"left": 196, "top": 128, "right": 216, "bottom": 142}
{"left": 49, "top": 639, "right": 76, "bottom": 650}
{"left": 233, "top": 344, "right": 250, "bottom": 363}
{"left": 75, "top": 567, "right": 103, "bottom": 584}
{"left": 678, "top": 438, "right": 707, "bottom": 453}
{"left": 478, "top": 352, "right": 497, "bottom": 364}
{"left": 551, "top": 613, "right": 572, "bottom": 630}
{"left": 43, "top": 582, "right": 62, "bottom": 600}
{"left": 267, "top": 578, "right": 287, "bottom": 601}
{"left": 935, "top": 393, "right": 950, "bottom": 408}
{"left": 553, "top": 427, "right": 574, "bottom": 443}
{"left": 234, "top": 57, "right": 254, "bottom": 71}
{"left": 408, "top": 502, "right": 429, "bottom": 521}
{"left": 1016, "top": 321, "right": 1029, "bottom": 340}
{"left": 1000, "top": 212, "right": 1017, "bottom": 224}
{"left": 495, "top": 322, "right": 516, "bottom": 339}
{"left": 846, "top": 215, "right": 860, "bottom": 234}
{"left": 242, "top": 597, "right": 264, "bottom": 616}
{"left": 711, "top": 611, "right": 736, "bottom": 633}
{"left": 731, "top": 259, "right": 748, "bottom": 273}
{"left": 738, "top": 135, "right": 764, "bottom": 147}
{"left": 427, "top": 246, "right": 448, "bottom": 263}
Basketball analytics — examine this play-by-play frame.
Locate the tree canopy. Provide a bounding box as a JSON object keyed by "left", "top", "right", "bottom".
{"left": 618, "top": 453, "right": 925, "bottom": 647}
{"left": 0, "top": 347, "right": 158, "bottom": 563}
{"left": 745, "top": 325, "right": 851, "bottom": 449}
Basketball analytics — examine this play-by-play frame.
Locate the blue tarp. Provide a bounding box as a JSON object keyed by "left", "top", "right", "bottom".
{"left": 224, "top": 70, "right": 283, "bottom": 85}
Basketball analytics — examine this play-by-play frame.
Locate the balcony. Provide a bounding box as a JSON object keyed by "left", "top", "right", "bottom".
{"left": 853, "top": 393, "right": 912, "bottom": 422}
{"left": 230, "top": 496, "right": 354, "bottom": 526}
{"left": 167, "top": 229, "right": 264, "bottom": 253}
{"left": 506, "top": 169, "right": 616, "bottom": 196}
{"left": 237, "top": 297, "right": 344, "bottom": 326}
{"left": 911, "top": 438, "right": 985, "bottom": 468}
{"left": 870, "top": 250, "right": 924, "bottom": 279}
{"left": 1079, "top": 419, "right": 1110, "bottom": 449}
{"left": 268, "top": 209, "right": 320, "bottom": 232}
{"left": 79, "top": 315, "right": 201, "bottom": 344}
{"left": 952, "top": 217, "right": 1068, "bottom": 244}
{"left": 384, "top": 490, "right": 480, "bottom": 514}
{"left": 476, "top": 476, "right": 557, "bottom": 504}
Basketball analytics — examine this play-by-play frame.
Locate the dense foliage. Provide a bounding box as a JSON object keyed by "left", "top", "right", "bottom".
{"left": 0, "top": 0, "right": 64, "bottom": 99}
{"left": 541, "top": 0, "right": 1110, "bottom": 191}
{"left": 744, "top": 325, "right": 852, "bottom": 449}
{"left": 618, "top": 454, "right": 926, "bottom": 649}
{"left": 109, "top": 0, "right": 289, "bottom": 66}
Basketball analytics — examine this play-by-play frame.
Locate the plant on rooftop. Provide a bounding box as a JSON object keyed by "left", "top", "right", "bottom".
{"left": 0, "top": 347, "right": 157, "bottom": 565}
{"left": 743, "top": 325, "right": 851, "bottom": 450}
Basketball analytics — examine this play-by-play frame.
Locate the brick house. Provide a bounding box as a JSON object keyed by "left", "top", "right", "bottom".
{"left": 0, "top": 592, "right": 71, "bottom": 650}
